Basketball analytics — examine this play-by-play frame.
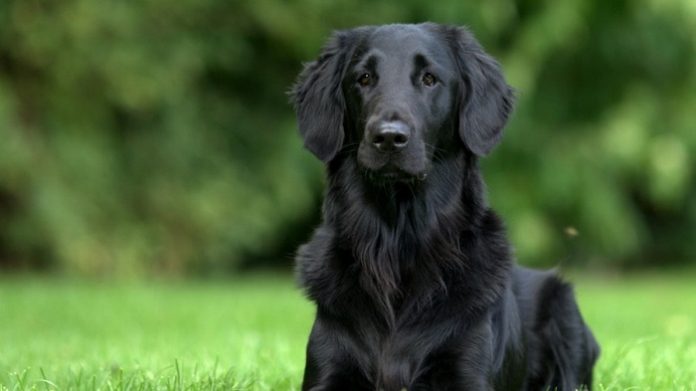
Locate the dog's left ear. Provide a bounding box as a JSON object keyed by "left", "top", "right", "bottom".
{"left": 290, "top": 31, "right": 356, "bottom": 163}
{"left": 447, "top": 26, "right": 515, "bottom": 156}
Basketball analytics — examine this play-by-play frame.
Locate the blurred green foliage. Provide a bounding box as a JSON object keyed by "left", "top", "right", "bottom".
{"left": 0, "top": 0, "right": 694, "bottom": 276}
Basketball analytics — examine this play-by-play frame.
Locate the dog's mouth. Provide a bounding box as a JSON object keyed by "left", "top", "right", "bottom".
{"left": 357, "top": 139, "right": 430, "bottom": 183}
{"left": 363, "top": 164, "right": 428, "bottom": 183}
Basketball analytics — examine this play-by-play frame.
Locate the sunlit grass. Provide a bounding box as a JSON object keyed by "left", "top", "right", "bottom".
{"left": 0, "top": 276, "right": 313, "bottom": 390}
{"left": 1, "top": 272, "right": 695, "bottom": 390}
{"left": 574, "top": 271, "right": 696, "bottom": 390}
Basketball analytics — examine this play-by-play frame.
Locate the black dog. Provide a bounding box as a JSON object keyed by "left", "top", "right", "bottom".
{"left": 291, "top": 23, "right": 599, "bottom": 391}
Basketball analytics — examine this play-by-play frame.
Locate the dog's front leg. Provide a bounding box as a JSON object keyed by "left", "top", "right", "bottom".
{"left": 301, "top": 319, "right": 371, "bottom": 391}
{"left": 417, "top": 319, "right": 497, "bottom": 391}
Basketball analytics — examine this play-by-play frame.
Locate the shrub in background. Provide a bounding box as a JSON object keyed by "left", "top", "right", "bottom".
{"left": 0, "top": 0, "right": 694, "bottom": 276}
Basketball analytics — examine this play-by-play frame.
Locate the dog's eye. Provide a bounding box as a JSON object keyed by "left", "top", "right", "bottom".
{"left": 357, "top": 73, "right": 372, "bottom": 87}
{"left": 422, "top": 73, "right": 437, "bottom": 87}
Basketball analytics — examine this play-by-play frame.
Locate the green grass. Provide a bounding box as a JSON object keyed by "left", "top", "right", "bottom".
{"left": 1, "top": 272, "right": 695, "bottom": 390}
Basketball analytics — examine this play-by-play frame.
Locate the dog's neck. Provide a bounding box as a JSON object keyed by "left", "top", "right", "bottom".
{"left": 325, "top": 150, "right": 486, "bottom": 247}
{"left": 322, "top": 151, "right": 504, "bottom": 322}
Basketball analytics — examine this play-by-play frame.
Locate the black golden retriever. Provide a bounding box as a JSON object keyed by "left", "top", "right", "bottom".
{"left": 291, "top": 23, "right": 599, "bottom": 391}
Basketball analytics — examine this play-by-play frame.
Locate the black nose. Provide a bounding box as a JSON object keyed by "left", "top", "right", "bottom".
{"left": 370, "top": 122, "right": 410, "bottom": 152}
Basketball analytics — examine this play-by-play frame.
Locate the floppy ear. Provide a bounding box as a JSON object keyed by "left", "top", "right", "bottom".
{"left": 290, "top": 31, "right": 354, "bottom": 162}
{"left": 449, "top": 27, "right": 514, "bottom": 156}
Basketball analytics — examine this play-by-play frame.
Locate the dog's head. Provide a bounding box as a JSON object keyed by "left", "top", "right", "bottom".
{"left": 291, "top": 23, "right": 514, "bottom": 183}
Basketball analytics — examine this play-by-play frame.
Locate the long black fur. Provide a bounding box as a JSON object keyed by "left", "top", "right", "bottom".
{"left": 291, "top": 23, "right": 599, "bottom": 391}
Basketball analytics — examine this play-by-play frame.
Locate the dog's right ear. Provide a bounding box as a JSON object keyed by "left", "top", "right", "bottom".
{"left": 290, "top": 31, "right": 355, "bottom": 163}
{"left": 446, "top": 26, "right": 515, "bottom": 157}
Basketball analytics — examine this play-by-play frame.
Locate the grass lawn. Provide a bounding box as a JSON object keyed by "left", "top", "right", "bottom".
{"left": 1, "top": 272, "right": 695, "bottom": 390}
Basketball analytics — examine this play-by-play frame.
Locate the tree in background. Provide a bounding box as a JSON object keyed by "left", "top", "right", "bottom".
{"left": 0, "top": 0, "right": 694, "bottom": 277}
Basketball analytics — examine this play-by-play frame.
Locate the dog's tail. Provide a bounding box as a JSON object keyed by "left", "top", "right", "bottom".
{"left": 537, "top": 277, "right": 600, "bottom": 391}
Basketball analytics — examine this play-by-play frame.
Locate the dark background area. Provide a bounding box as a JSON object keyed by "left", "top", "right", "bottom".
{"left": 0, "top": 0, "right": 694, "bottom": 278}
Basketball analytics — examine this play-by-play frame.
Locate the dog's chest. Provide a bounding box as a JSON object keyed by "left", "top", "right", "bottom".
{"left": 345, "top": 289, "right": 451, "bottom": 387}
{"left": 358, "top": 321, "right": 434, "bottom": 390}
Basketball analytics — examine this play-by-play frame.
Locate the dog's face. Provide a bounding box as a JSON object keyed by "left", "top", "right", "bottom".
{"left": 291, "top": 23, "right": 514, "bottom": 183}
{"left": 345, "top": 26, "right": 458, "bottom": 181}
